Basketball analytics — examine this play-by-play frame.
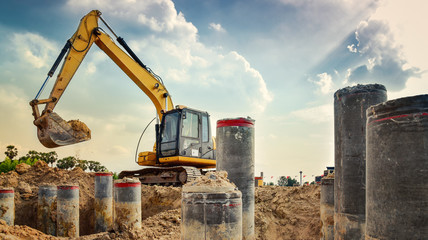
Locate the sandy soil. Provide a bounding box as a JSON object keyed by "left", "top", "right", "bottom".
{"left": 0, "top": 163, "right": 320, "bottom": 239}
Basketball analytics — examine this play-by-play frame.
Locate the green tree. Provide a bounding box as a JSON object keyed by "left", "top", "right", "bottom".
{"left": 57, "top": 156, "right": 77, "bottom": 170}
{"left": 75, "top": 159, "right": 88, "bottom": 171}
{"left": 4, "top": 145, "right": 18, "bottom": 160}
{"left": 286, "top": 177, "right": 298, "bottom": 187}
{"left": 23, "top": 150, "right": 58, "bottom": 166}
{"left": 41, "top": 151, "right": 58, "bottom": 166}
{"left": 88, "top": 160, "right": 107, "bottom": 172}
{"left": 277, "top": 176, "right": 288, "bottom": 186}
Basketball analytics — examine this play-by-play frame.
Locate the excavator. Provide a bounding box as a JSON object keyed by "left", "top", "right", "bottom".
{"left": 30, "top": 10, "right": 216, "bottom": 185}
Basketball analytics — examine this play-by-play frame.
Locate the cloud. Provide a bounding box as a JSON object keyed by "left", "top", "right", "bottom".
{"left": 345, "top": 19, "right": 421, "bottom": 91}
{"left": 209, "top": 23, "right": 226, "bottom": 33}
{"left": 8, "top": 32, "right": 58, "bottom": 69}
{"left": 290, "top": 104, "right": 333, "bottom": 124}
{"left": 311, "top": 73, "right": 334, "bottom": 95}
{"left": 65, "top": 0, "right": 273, "bottom": 114}
{"left": 65, "top": 0, "right": 198, "bottom": 43}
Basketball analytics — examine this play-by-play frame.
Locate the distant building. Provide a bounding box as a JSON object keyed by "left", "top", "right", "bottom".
{"left": 255, "top": 172, "right": 263, "bottom": 187}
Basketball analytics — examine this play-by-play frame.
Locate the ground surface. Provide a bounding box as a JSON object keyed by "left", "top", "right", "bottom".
{"left": 0, "top": 162, "right": 320, "bottom": 239}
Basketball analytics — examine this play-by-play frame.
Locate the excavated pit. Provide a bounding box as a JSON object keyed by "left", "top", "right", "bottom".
{"left": 0, "top": 162, "right": 320, "bottom": 239}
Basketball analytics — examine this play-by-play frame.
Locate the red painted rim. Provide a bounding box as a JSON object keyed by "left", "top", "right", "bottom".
{"left": 0, "top": 189, "right": 14, "bottom": 193}
{"left": 96, "top": 172, "right": 113, "bottom": 176}
{"left": 217, "top": 118, "right": 254, "bottom": 128}
{"left": 369, "top": 112, "right": 428, "bottom": 124}
{"left": 114, "top": 182, "right": 141, "bottom": 188}
{"left": 57, "top": 186, "right": 79, "bottom": 190}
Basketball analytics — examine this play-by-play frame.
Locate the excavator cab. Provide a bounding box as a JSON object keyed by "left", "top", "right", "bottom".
{"left": 158, "top": 107, "right": 215, "bottom": 161}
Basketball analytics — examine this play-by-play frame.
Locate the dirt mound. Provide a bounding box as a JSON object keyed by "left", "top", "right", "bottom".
{"left": 0, "top": 163, "right": 321, "bottom": 239}
{"left": 0, "top": 161, "right": 95, "bottom": 236}
{"left": 255, "top": 185, "right": 321, "bottom": 240}
{"left": 68, "top": 120, "right": 91, "bottom": 138}
{"left": 0, "top": 219, "right": 57, "bottom": 240}
{"left": 141, "top": 185, "right": 181, "bottom": 220}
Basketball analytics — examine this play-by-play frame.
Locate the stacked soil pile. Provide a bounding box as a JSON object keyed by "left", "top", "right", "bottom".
{"left": 0, "top": 161, "right": 95, "bottom": 236}
{"left": 0, "top": 163, "right": 321, "bottom": 239}
{"left": 255, "top": 185, "right": 321, "bottom": 240}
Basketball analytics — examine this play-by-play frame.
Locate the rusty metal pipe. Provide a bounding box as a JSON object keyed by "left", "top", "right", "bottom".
{"left": 37, "top": 185, "right": 57, "bottom": 236}
{"left": 0, "top": 188, "right": 14, "bottom": 226}
{"left": 94, "top": 172, "right": 113, "bottom": 233}
{"left": 57, "top": 185, "right": 79, "bottom": 237}
{"left": 114, "top": 178, "right": 141, "bottom": 231}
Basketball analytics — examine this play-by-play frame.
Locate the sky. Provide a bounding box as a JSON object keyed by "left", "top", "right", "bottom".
{"left": 0, "top": 0, "right": 427, "bottom": 183}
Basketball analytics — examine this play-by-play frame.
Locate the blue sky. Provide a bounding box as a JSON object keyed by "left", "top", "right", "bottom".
{"left": 1, "top": 0, "right": 427, "bottom": 182}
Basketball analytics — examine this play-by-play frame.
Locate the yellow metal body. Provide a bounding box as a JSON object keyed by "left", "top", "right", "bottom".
{"left": 36, "top": 10, "right": 173, "bottom": 119}
{"left": 138, "top": 151, "right": 216, "bottom": 169}
{"left": 31, "top": 10, "right": 215, "bottom": 169}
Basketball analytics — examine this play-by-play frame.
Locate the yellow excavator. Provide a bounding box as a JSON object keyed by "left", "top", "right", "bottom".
{"left": 30, "top": 10, "right": 216, "bottom": 185}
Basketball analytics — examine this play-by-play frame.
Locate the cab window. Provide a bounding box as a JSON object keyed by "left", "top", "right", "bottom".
{"left": 182, "top": 112, "right": 199, "bottom": 138}
{"left": 161, "top": 112, "right": 178, "bottom": 143}
{"left": 202, "top": 115, "right": 209, "bottom": 142}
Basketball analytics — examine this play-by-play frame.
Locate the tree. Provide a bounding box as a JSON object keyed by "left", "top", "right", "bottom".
{"left": 88, "top": 160, "right": 107, "bottom": 172}
{"left": 56, "top": 156, "right": 77, "bottom": 170}
{"left": 4, "top": 145, "right": 18, "bottom": 160}
{"left": 277, "top": 176, "right": 288, "bottom": 186}
{"left": 24, "top": 150, "right": 58, "bottom": 166}
{"left": 286, "top": 177, "right": 298, "bottom": 187}
{"left": 75, "top": 159, "right": 89, "bottom": 171}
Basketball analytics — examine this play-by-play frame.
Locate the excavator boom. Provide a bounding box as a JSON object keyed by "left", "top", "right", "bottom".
{"left": 30, "top": 10, "right": 173, "bottom": 148}
{"left": 30, "top": 10, "right": 216, "bottom": 184}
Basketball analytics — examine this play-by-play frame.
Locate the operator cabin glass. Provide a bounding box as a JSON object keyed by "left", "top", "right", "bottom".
{"left": 202, "top": 115, "right": 209, "bottom": 142}
{"left": 161, "top": 112, "right": 179, "bottom": 155}
{"left": 182, "top": 112, "right": 199, "bottom": 138}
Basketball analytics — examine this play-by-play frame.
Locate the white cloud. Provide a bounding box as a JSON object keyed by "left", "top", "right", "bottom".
{"left": 62, "top": 0, "right": 273, "bottom": 114}
{"left": 290, "top": 104, "right": 333, "bottom": 124}
{"left": 346, "top": 19, "right": 420, "bottom": 91}
{"left": 371, "top": 0, "right": 428, "bottom": 71}
{"left": 9, "top": 32, "right": 57, "bottom": 69}
{"left": 65, "top": 0, "right": 198, "bottom": 43}
{"left": 311, "top": 72, "right": 334, "bottom": 95}
{"left": 209, "top": 23, "right": 226, "bottom": 33}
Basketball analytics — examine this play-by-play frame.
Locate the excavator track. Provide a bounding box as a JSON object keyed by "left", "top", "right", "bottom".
{"left": 118, "top": 166, "right": 202, "bottom": 186}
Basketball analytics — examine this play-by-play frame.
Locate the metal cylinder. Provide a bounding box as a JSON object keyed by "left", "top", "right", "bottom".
{"left": 57, "top": 185, "right": 79, "bottom": 237}
{"left": 37, "top": 185, "right": 57, "bottom": 236}
{"left": 114, "top": 178, "right": 141, "bottom": 231}
{"left": 334, "top": 84, "right": 387, "bottom": 239}
{"left": 216, "top": 117, "right": 255, "bottom": 240}
{"left": 320, "top": 178, "right": 334, "bottom": 240}
{"left": 366, "top": 94, "right": 428, "bottom": 240}
{"left": 182, "top": 186, "right": 242, "bottom": 240}
{"left": 0, "top": 188, "right": 14, "bottom": 225}
{"left": 94, "top": 172, "right": 113, "bottom": 233}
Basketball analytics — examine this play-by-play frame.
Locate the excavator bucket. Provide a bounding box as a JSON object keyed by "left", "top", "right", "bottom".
{"left": 36, "top": 112, "right": 91, "bottom": 148}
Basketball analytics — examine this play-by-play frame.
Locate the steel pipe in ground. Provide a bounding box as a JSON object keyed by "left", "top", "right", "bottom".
{"left": 320, "top": 178, "right": 334, "bottom": 240}
{"left": 334, "top": 84, "right": 387, "bottom": 239}
{"left": 114, "top": 178, "right": 141, "bottom": 231}
{"left": 216, "top": 117, "right": 255, "bottom": 240}
{"left": 182, "top": 185, "right": 242, "bottom": 240}
{"left": 94, "top": 172, "right": 113, "bottom": 233}
{"left": 37, "top": 185, "right": 57, "bottom": 236}
{"left": 0, "top": 188, "right": 14, "bottom": 226}
{"left": 366, "top": 94, "right": 428, "bottom": 239}
{"left": 57, "top": 185, "right": 79, "bottom": 237}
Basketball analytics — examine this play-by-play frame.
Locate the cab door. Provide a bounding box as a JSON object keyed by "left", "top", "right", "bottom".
{"left": 200, "top": 113, "right": 215, "bottom": 160}
{"left": 180, "top": 110, "right": 202, "bottom": 158}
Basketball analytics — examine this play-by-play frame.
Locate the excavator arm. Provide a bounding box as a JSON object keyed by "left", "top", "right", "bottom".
{"left": 30, "top": 10, "right": 173, "bottom": 148}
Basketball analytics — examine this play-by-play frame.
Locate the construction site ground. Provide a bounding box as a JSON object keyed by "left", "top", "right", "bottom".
{"left": 0, "top": 162, "right": 321, "bottom": 239}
